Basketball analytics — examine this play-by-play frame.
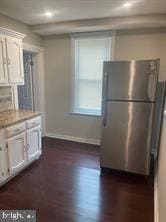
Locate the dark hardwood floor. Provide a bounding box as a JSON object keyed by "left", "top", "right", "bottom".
{"left": 0, "top": 137, "right": 154, "bottom": 222}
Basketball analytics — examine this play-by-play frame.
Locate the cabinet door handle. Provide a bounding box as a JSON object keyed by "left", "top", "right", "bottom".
{"left": 24, "top": 146, "right": 27, "bottom": 151}
{"left": 27, "top": 144, "right": 30, "bottom": 150}
{"left": 102, "top": 72, "right": 108, "bottom": 100}
{"left": 3, "top": 58, "right": 7, "bottom": 64}
{"left": 14, "top": 129, "right": 20, "bottom": 132}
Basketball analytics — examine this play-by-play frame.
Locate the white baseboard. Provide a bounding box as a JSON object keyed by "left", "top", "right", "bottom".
{"left": 45, "top": 132, "right": 100, "bottom": 145}
{"left": 154, "top": 175, "right": 159, "bottom": 222}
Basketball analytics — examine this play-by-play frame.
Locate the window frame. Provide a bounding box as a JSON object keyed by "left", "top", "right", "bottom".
{"left": 71, "top": 31, "right": 115, "bottom": 117}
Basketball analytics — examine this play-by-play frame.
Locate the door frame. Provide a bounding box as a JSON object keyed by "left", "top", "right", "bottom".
{"left": 18, "top": 52, "right": 34, "bottom": 111}
{"left": 12, "top": 43, "right": 45, "bottom": 135}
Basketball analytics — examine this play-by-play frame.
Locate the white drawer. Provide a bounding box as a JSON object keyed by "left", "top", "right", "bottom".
{"left": 6, "top": 122, "right": 26, "bottom": 138}
{"left": 26, "top": 116, "right": 41, "bottom": 129}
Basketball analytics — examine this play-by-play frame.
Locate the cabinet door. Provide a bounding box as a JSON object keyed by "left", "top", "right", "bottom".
{"left": 6, "top": 37, "right": 24, "bottom": 85}
{"left": 7, "top": 132, "right": 26, "bottom": 174}
{"left": 27, "top": 125, "right": 41, "bottom": 162}
{"left": 0, "top": 36, "right": 8, "bottom": 85}
{"left": 0, "top": 146, "right": 4, "bottom": 181}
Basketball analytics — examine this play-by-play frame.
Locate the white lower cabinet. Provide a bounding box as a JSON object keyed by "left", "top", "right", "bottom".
{"left": 0, "top": 131, "right": 5, "bottom": 182}
{"left": 0, "top": 115, "right": 42, "bottom": 186}
{"left": 0, "top": 146, "right": 4, "bottom": 181}
{"left": 7, "top": 132, "right": 26, "bottom": 174}
{"left": 27, "top": 125, "right": 41, "bottom": 162}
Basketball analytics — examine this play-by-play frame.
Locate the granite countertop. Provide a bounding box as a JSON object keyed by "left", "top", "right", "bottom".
{"left": 0, "top": 109, "right": 42, "bottom": 129}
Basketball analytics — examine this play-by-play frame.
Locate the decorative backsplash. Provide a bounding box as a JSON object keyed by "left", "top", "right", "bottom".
{"left": 0, "top": 86, "right": 13, "bottom": 112}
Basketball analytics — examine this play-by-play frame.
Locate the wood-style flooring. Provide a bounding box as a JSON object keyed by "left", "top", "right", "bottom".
{"left": 0, "top": 137, "right": 154, "bottom": 222}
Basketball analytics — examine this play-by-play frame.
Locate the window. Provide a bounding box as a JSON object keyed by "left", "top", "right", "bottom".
{"left": 72, "top": 33, "right": 113, "bottom": 116}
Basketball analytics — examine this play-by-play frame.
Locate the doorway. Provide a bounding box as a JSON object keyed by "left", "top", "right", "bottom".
{"left": 18, "top": 52, "right": 35, "bottom": 111}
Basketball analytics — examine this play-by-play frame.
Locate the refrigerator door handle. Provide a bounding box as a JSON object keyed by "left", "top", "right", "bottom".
{"left": 103, "top": 72, "right": 108, "bottom": 100}
{"left": 103, "top": 100, "right": 107, "bottom": 127}
{"left": 102, "top": 72, "right": 108, "bottom": 127}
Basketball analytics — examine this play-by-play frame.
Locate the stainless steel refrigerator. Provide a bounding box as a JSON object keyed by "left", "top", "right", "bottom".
{"left": 100, "top": 59, "right": 159, "bottom": 175}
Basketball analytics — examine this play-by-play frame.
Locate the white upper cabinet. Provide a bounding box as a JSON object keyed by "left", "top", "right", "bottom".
{"left": 6, "top": 37, "right": 24, "bottom": 84}
{"left": 0, "top": 27, "right": 25, "bottom": 86}
{"left": 0, "top": 36, "right": 8, "bottom": 85}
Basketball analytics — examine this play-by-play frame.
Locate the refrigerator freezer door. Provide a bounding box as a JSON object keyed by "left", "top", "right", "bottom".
{"left": 103, "top": 60, "right": 159, "bottom": 102}
{"left": 100, "top": 101, "right": 154, "bottom": 175}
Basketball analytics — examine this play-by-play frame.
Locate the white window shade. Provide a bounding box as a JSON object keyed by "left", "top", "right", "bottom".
{"left": 73, "top": 35, "right": 112, "bottom": 116}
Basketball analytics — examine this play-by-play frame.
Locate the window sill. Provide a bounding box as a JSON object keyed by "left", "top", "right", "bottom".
{"left": 70, "top": 112, "right": 102, "bottom": 117}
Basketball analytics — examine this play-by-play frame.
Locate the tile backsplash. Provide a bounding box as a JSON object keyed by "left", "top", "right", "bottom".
{"left": 0, "top": 86, "right": 13, "bottom": 112}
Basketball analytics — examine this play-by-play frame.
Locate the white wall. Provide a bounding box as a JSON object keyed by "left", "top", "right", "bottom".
{"left": 44, "top": 35, "right": 101, "bottom": 144}
{"left": 115, "top": 29, "right": 166, "bottom": 81}
{"left": 0, "top": 13, "right": 42, "bottom": 46}
{"left": 44, "top": 29, "right": 166, "bottom": 143}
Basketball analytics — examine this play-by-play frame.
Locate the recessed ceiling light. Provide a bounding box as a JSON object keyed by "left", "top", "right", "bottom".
{"left": 124, "top": 2, "right": 131, "bottom": 8}
{"left": 45, "top": 11, "right": 52, "bottom": 17}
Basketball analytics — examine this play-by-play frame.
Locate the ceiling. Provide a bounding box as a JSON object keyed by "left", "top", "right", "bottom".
{"left": 0, "top": 0, "right": 165, "bottom": 25}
